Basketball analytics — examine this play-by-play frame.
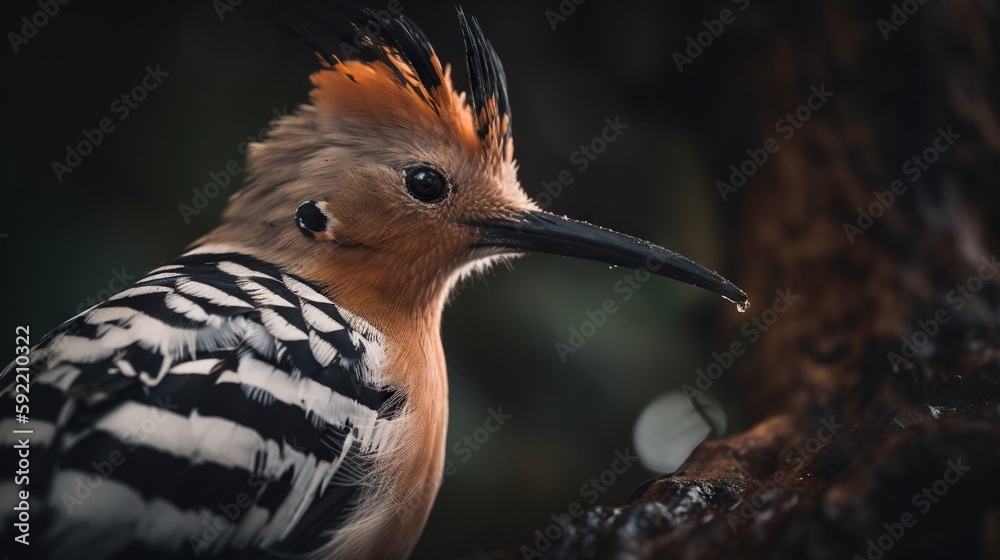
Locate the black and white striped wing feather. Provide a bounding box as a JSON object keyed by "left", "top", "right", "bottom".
{"left": 0, "top": 247, "right": 402, "bottom": 559}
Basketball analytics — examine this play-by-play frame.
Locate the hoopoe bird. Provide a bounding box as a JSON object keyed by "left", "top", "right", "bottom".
{"left": 1, "top": 8, "right": 748, "bottom": 560}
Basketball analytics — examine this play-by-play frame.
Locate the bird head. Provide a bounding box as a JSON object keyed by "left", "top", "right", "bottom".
{"left": 207, "top": 9, "right": 748, "bottom": 332}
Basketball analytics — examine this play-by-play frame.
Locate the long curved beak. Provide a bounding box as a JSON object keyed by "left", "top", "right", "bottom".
{"left": 472, "top": 211, "right": 748, "bottom": 311}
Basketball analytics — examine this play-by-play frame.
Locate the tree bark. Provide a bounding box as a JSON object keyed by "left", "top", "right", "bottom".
{"left": 474, "top": 1, "right": 1000, "bottom": 558}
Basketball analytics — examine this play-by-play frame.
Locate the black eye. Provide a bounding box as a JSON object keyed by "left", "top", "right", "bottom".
{"left": 405, "top": 167, "right": 448, "bottom": 203}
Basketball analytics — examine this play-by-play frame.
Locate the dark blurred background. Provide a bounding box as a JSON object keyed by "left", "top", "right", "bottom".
{"left": 2, "top": 0, "right": 822, "bottom": 557}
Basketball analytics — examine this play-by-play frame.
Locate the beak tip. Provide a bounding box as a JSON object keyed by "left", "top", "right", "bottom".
{"left": 722, "top": 282, "right": 749, "bottom": 313}
{"left": 732, "top": 292, "right": 750, "bottom": 313}
{"left": 705, "top": 271, "right": 749, "bottom": 312}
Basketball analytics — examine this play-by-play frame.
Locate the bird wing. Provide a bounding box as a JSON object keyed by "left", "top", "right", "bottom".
{"left": 0, "top": 248, "right": 403, "bottom": 559}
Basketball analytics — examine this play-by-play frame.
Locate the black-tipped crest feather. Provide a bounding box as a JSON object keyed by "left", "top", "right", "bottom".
{"left": 244, "top": 2, "right": 512, "bottom": 149}
{"left": 457, "top": 7, "right": 512, "bottom": 144}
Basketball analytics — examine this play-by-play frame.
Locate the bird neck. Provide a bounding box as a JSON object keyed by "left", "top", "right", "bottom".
{"left": 193, "top": 228, "right": 453, "bottom": 557}
{"left": 304, "top": 245, "right": 452, "bottom": 558}
{"left": 195, "top": 222, "right": 455, "bottom": 405}
{"left": 305, "top": 245, "right": 451, "bottom": 343}
{"left": 197, "top": 223, "right": 452, "bottom": 342}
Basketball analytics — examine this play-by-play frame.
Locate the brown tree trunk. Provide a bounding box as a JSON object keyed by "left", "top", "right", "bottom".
{"left": 475, "top": 1, "right": 1000, "bottom": 558}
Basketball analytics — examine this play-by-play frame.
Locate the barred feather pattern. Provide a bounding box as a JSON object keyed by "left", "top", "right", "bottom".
{"left": 0, "top": 245, "right": 403, "bottom": 559}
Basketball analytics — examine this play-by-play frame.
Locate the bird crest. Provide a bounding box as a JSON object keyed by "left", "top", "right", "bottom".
{"left": 281, "top": 7, "right": 513, "bottom": 166}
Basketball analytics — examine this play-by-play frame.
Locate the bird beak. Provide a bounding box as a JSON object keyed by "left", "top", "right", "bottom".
{"left": 472, "top": 211, "right": 748, "bottom": 311}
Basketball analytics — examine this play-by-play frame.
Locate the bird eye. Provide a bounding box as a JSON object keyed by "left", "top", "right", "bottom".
{"left": 405, "top": 167, "right": 448, "bottom": 203}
